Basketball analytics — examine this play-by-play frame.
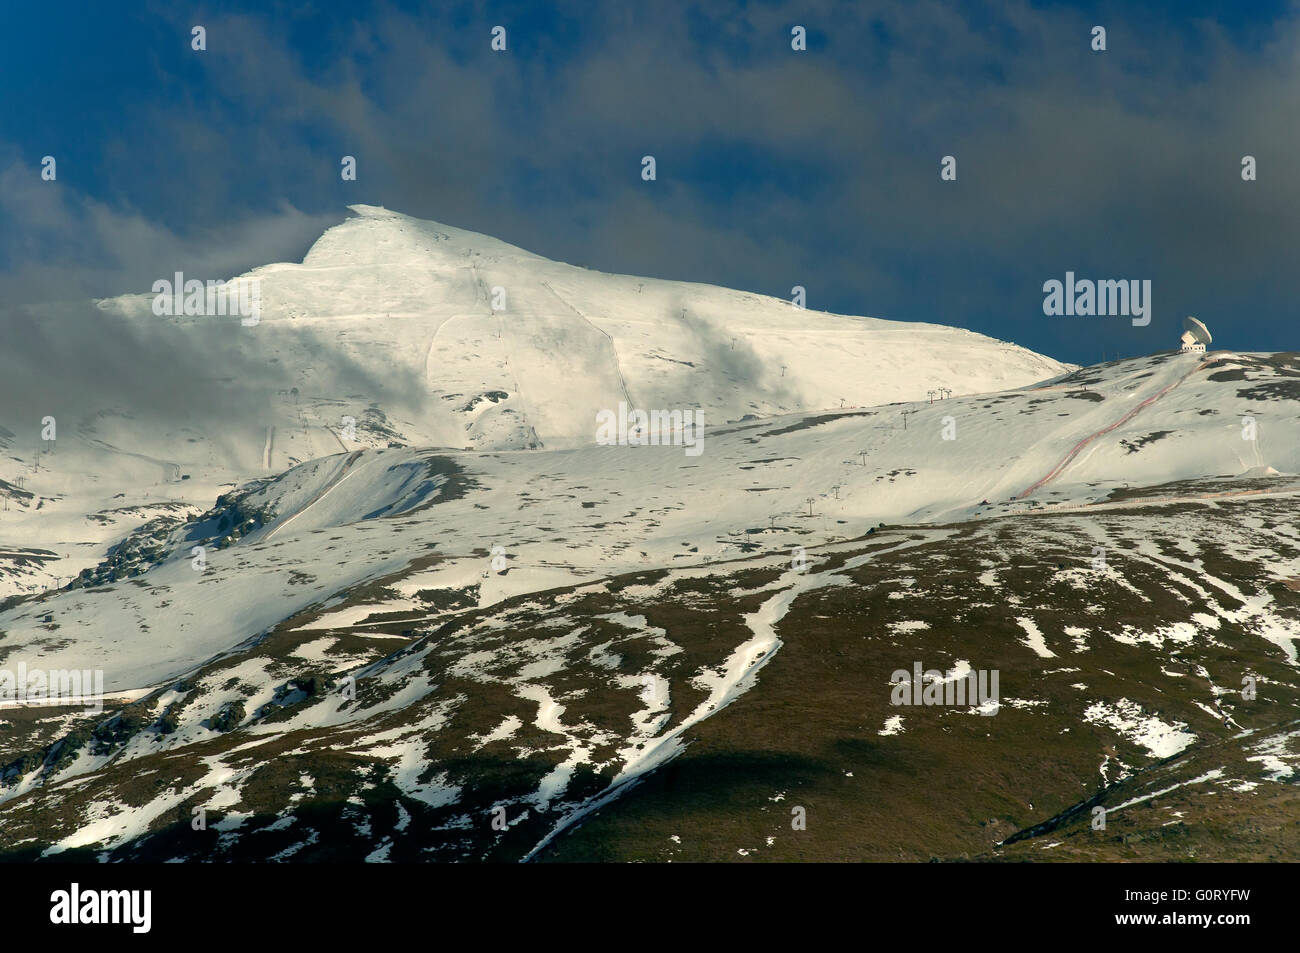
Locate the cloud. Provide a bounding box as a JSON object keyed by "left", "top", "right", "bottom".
{"left": 3, "top": 0, "right": 1300, "bottom": 366}
{"left": 0, "top": 152, "right": 341, "bottom": 302}
{"left": 0, "top": 295, "right": 421, "bottom": 455}
{"left": 0, "top": 159, "right": 418, "bottom": 448}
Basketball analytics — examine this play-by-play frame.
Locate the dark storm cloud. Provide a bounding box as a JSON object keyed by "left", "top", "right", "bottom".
{"left": 3, "top": 0, "right": 1299, "bottom": 372}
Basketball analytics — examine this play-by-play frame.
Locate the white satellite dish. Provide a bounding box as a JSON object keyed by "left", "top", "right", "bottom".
{"left": 1183, "top": 315, "right": 1212, "bottom": 346}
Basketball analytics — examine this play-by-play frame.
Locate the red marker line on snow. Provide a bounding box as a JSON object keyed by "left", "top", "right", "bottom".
{"left": 1017, "top": 360, "right": 1208, "bottom": 499}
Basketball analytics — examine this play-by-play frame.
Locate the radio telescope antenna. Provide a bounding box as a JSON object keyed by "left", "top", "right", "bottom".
{"left": 1180, "top": 316, "right": 1212, "bottom": 353}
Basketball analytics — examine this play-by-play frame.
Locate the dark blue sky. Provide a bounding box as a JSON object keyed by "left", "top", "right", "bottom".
{"left": 3, "top": 0, "right": 1298, "bottom": 364}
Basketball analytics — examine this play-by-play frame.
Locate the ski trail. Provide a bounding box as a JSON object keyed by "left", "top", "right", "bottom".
{"left": 468, "top": 262, "right": 538, "bottom": 447}
{"left": 422, "top": 263, "right": 483, "bottom": 393}
{"left": 325, "top": 426, "right": 348, "bottom": 453}
{"left": 264, "top": 451, "right": 362, "bottom": 541}
{"left": 80, "top": 435, "right": 181, "bottom": 484}
{"left": 1018, "top": 358, "right": 1208, "bottom": 498}
{"left": 539, "top": 279, "right": 637, "bottom": 411}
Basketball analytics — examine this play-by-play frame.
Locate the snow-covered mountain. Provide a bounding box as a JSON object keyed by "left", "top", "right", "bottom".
{"left": 2, "top": 205, "right": 1071, "bottom": 601}
{"left": 99, "top": 204, "right": 1072, "bottom": 455}
{"left": 5, "top": 346, "right": 1299, "bottom": 692}
{"left": 2, "top": 206, "right": 1298, "bottom": 863}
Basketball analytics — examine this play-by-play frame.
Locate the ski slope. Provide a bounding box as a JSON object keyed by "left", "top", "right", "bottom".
{"left": 2, "top": 205, "right": 1075, "bottom": 603}
{"left": 97, "top": 204, "right": 1073, "bottom": 453}
{"left": 3, "top": 348, "right": 1298, "bottom": 695}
